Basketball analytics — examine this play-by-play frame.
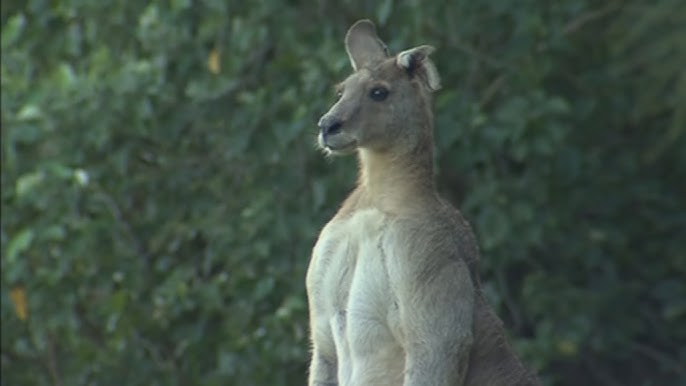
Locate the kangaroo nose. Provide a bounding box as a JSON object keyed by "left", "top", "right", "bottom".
{"left": 318, "top": 115, "right": 343, "bottom": 136}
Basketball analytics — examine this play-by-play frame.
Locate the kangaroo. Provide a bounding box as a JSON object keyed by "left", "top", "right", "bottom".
{"left": 306, "top": 20, "right": 540, "bottom": 386}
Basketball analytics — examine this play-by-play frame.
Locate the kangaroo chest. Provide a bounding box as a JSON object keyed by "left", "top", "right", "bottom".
{"left": 307, "top": 208, "right": 405, "bottom": 385}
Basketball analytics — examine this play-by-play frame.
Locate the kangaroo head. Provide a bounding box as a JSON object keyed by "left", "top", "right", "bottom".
{"left": 318, "top": 20, "right": 441, "bottom": 155}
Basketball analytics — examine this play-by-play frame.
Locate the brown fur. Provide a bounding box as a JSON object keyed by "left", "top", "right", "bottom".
{"left": 307, "top": 20, "right": 540, "bottom": 385}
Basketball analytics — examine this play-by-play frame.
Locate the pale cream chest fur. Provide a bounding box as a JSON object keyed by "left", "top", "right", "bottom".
{"left": 306, "top": 207, "right": 406, "bottom": 386}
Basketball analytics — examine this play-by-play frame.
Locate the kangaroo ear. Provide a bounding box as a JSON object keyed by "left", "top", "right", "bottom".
{"left": 396, "top": 45, "right": 441, "bottom": 92}
{"left": 345, "top": 20, "right": 390, "bottom": 71}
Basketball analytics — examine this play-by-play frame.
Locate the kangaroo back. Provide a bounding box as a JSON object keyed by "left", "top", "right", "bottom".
{"left": 466, "top": 295, "right": 541, "bottom": 385}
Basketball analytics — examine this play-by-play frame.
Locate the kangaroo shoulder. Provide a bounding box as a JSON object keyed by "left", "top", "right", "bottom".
{"left": 381, "top": 200, "right": 480, "bottom": 281}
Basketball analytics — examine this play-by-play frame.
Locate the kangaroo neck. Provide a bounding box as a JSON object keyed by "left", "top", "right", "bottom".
{"left": 356, "top": 143, "right": 436, "bottom": 213}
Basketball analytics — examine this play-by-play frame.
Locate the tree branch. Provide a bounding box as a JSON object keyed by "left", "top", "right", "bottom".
{"left": 46, "top": 334, "right": 62, "bottom": 386}
{"left": 563, "top": 4, "right": 621, "bottom": 35}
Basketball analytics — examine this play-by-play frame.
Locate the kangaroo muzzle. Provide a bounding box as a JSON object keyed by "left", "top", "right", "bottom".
{"left": 318, "top": 114, "right": 343, "bottom": 138}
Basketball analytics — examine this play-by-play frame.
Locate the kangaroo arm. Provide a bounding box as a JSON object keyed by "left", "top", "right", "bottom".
{"left": 308, "top": 351, "right": 337, "bottom": 386}
{"left": 395, "top": 257, "right": 475, "bottom": 386}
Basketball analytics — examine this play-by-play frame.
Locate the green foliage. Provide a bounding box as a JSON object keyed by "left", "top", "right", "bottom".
{"left": 2, "top": 1, "right": 684, "bottom": 385}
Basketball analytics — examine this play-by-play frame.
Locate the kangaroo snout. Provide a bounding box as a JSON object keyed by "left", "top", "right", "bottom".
{"left": 318, "top": 115, "right": 343, "bottom": 137}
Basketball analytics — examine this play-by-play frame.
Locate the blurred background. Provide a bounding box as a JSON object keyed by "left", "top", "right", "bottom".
{"left": 2, "top": 1, "right": 685, "bottom": 385}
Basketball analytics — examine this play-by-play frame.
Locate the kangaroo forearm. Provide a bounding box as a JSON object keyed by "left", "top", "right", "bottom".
{"left": 309, "top": 374, "right": 338, "bottom": 386}
{"left": 403, "top": 344, "right": 471, "bottom": 386}
{"left": 308, "top": 354, "right": 337, "bottom": 386}
{"left": 404, "top": 365, "right": 466, "bottom": 386}
{"left": 404, "top": 368, "right": 466, "bottom": 386}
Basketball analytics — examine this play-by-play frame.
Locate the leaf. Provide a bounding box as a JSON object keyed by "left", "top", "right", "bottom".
{"left": 208, "top": 48, "right": 221, "bottom": 74}
{"left": 254, "top": 277, "right": 275, "bottom": 300}
{"left": 74, "top": 168, "right": 89, "bottom": 186}
{"left": 556, "top": 339, "right": 578, "bottom": 357}
{"left": 1, "top": 14, "right": 26, "bottom": 48}
{"left": 16, "top": 104, "right": 43, "bottom": 121}
{"left": 6, "top": 229, "right": 34, "bottom": 264}
{"left": 15, "top": 171, "right": 44, "bottom": 197}
{"left": 10, "top": 286, "right": 28, "bottom": 321}
{"left": 56, "top": 62, "right": 77, "bottom": 90}
{"left": 377, "top": 0, "right": 394, "bottom": 25}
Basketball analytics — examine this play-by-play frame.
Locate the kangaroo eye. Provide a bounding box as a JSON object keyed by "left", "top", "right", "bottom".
{"left": 335, "top": 90, "right": 343, "bottom": 99}
{"left": 369, "top": 87, "right": 389, "bottom": 101}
